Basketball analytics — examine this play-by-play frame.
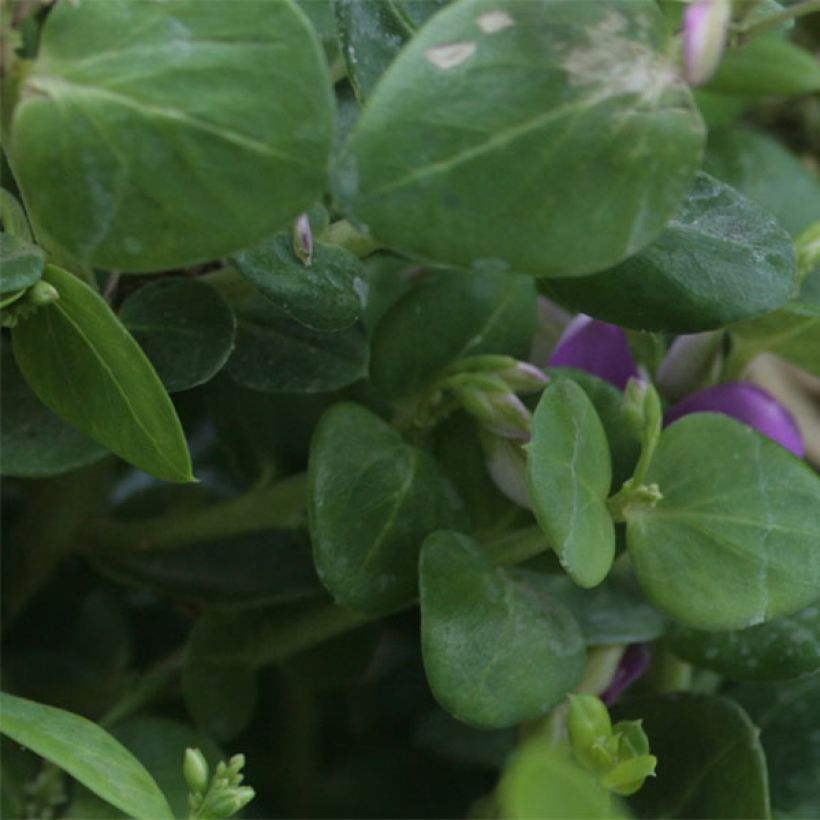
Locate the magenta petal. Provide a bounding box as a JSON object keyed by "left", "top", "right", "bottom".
{"left": 665, "top": 382, "right": 804, "bottom": 457}
{"left": 601, "top": 644, "right": 651, "bottom": 706}
{"left": 547, "top": 315, "right": 639, "bottom": 390}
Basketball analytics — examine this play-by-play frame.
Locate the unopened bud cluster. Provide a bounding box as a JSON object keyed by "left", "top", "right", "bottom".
{"left": 184, "top": 748, "right": 255, "bottom": 820}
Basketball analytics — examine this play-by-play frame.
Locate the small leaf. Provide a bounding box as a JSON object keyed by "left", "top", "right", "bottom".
{"left": 231, "top": 234, "right": 365, "bottom": 332}
{"left": 226, "top": 294, "right": 369, "bottom": 394}
{"left": 10, "top": 0, "right": 335, "bottom": 271}
{"left": 11, "top": 265, "right": 193, "bottom": 482}
{"left": 309, "top": 402, "right": 465, "bottom": 612}
{"left": 419, "top": 530, "right": 585, "bottom": 728}
{"left": 626, "top": 414, "right": 820, "bottom": 630}
{"left": 613, "top": 693, "right": 770, "bottom": 819}
{"left": 0, "top": 692, "right": 175, "bottom": 820}
{"left": 527, "top": 379, "right": 615, "bottom": 588}
{"left": 119, "top": 278, "right": 236, "bottom": 393}
{"left": 546, "top": 172, "right": 797, "bottom": 332}
{"left": 371, "top": 268, "right": 536, "bottom": 398}
{"left": 336, "top": 0, "right": 704, "bottom": 278}
{"left": 0, "top": 232, "right": 45, "bottom": 293}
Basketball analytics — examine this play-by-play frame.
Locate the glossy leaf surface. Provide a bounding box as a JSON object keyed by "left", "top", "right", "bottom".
{"left": 231, "top": 234, "right": 365, "bottom": 332}
{"left": 419, "top": 531, "right": 585, "bottom": 728}
{"left": 626, "top": 414, "right": 820, "bottom": 630}
{"left": 12, "top": 266, "right": 193, "bottom": 482}
{"left": 527, "top": 379, "right": 615, "bottom": 588}
{"left": 119, "top": 278, "right": 235, "bottom": 392}
{"left": 336, "top": 0, "right": 704, "bottom": 278}
{"left": 309, "top": 403, "right": 465, "bottom": 613}
{"left": 0, "top": 692, "right": 174, "bottom": 820}
{"left": 10, "top": 0, "right": 334, "bottom": 271}
{"left": 371, "top": 268, "right": 535, "bottom": 398}
{"left": 546, "top": 172, "right": 796, "bottom": 332}
{"left": 0, "top": 232, "right": 45, "bottom": 293}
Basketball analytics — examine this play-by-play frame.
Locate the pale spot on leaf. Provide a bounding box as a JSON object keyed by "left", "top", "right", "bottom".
{"left": 477, "top": 10, "right": 514, "bottom": 34}
{"left": 425, "top": 41, "right": 476, "bottom": 70}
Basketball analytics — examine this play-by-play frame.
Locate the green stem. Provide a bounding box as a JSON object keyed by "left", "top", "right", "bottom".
{"left": 83, "top": 472, "right": 307, "bottom": 552}
{"left": 320, "top": 219, "right": 383, "bottom": 258}
{"left": 735, "top": 0, "right": 820, "bottom": 44}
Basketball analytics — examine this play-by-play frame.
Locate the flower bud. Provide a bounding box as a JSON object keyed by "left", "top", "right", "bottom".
{"left": 599, "top": 754, "right": 657, "bottom": 796}
{"left": 656, "top": 332, "right": 721, "bottom": 402}
{"left": 481, "top": 432, "right": 532, "bottom": 509}
{"left": 498, "top": 361, "right": 550, "bottom": 393}
{"left": 567, "top": 694, "right": 615, "bottom": 773}
{"left": 206, "top": 787, "right": 256, "bottom": 818}
{"left": 28, "top": 280, "right": 60, "bottom": 306}
{"left": 183, "top": 748, "right": 210, "bottom": 795}
{"left": 683, "top": 0, "right": 731, "bottom": 86}
{"left": 601, "top": 644, "right": 651, "bottom": 706}
{"left": 293, "top": 212, "right": 313, "bottom": 265}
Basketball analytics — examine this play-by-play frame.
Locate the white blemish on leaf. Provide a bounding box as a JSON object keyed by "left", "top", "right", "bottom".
{"left": 425, "top": 41, "right": 476, "bottom": 70}
{"left": 477, "top": 10, "right": 514, "bottom": 33}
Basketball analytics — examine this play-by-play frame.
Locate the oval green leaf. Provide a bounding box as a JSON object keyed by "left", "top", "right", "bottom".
{"left": 670, "top": 601, "right": 820, "bottom": 683}
{"left": 10, "top": 0, "right": 335, "bottom": 272}
{"left": 371, "top": 268, "right": 536, "bottom": 398}
{"left": 626, "top": 414, "right": 820, "bottom": 630}
{"left": 546, "top": 172, "right": 797, "bottom": 332}
{"left": 613, "top": 693, "right": 770, "bottom": 819}
{"left": 226, "top": 294, "right": 369, "bottom": 393}
{"left": 119, "top": 278, "right": 236, "bottom": 392}
{"left": 231, "top": 234, "right": 365, "bottom": 332}
{"left": 0, "top": 232, "right": 45, "bottom": 294}
{"left": 0, "top": 342, "right": 107, "bottom": 477}
{"left": 11, "top": 265, "right": 193, "bottom": 482}
{"left": 527, "top": 379, "right": 615, "bottom": 588}
{"left": 420, "top": 530, "right": 585, "bottom": 728}
{"left": 0, "top": 692, "right": 174, "bottom": 820}
{"left": 336, "top": 0, "right": 704, "bottom": 278}
{"left": 308, "top": 402, "right": 465, "bottom": 613}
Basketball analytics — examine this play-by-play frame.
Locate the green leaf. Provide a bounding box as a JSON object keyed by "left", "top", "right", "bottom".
{"left": 309, "top": 402, "right": 465, "bottom": 612}
{"left": 704, "top": 127, "right": 820, "bottom": 237}
{"left": 335, "top": 0, "right": 445, "bottom": 100}
{"left": 119, "top": 278, "right": 236, "bottom": 393}
{"left": 226, "top": 293, "right": 369, "bottom": 393}
{"left": 613, "top": 693, "right": 770, "bottom": 819}
{"left": 9, "top": 0, "right": 335, "bottom": 272}
{"left": 0, "top": 342, "right": 107, "bottom": 477}
{"left": 626, "top": 414, "right": 820, "bottom": 630}
{"left": 545, "top": 172, "right": 796, "bottom": 332}
{"left": 11, "top": 266, "right": 193, "bottom": 482}
{"left": 419, "top": 530, "right": 585, "bottom": 728}
{"left": 230, "top": 234, "right": 365, "bottom": 332}
{"left": 497, "top": 739, "right": 624, "bottom": 819}
{"left": 0, "top": 187, "right": 33, "bottom": 241}
{"left": 706, "top": 35, "right": 820, "bottom": 97}
{"left": 0, "top": 231, "right": 45, "bottom": 293}
{"left": 527, "top": 379, "right": 615, "bottom": 588}
{"left": 730, "top": 674, "right": 820, "bottom": 819}
{"left": 371, "top": 268, "right": 536, "bottom": 398}
{"left": 336, "top": 0, "right": 704, "bottom": 278}
{"left": 670, "top": 601, "right": 820, "bottom": 683}
{"left": 0, "top": 692, "right": 175, "bottom": 820}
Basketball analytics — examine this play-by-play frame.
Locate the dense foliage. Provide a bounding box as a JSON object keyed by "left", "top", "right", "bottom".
{"left": 1, "top": 0, "right": 819, "bottom": 818}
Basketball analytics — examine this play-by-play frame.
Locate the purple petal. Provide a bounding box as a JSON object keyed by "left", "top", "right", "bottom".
{"left": 683, "top": 0, "right": 731, "bottom": 86}
{"left": 601, "top": 644, "right": 651, "bottom": 706}
{"left": 665, "top": 382, "right": 804, "bottom": 457}
{"left": 547, "top": 315, "right": 639, "bottom": 390}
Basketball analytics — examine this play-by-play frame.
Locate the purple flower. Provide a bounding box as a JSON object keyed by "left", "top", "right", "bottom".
{"left": 601, "top": 644, "right": 651, "bottom": 706}
{"left": 665, "top": 382, "right": 804, "bottom": 457}
{"left": 547, "top": 315, "right": 639, "bottom": 390}
{"left": 683, "top": 0, "right": 731, "bottom": 86}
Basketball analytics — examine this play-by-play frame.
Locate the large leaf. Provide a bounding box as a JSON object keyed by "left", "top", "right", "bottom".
{"left": 730, "top": 674, "right": 820, "bottom": 819}
{"left": 119, "top": 278, "right": 236, "bottom": 392}
{"left": 308, "top": 402, "right": 465, "bottom": 612}
{"left": 231, "top": 234, "right": 365, "bottom": 332}
{"left": 9, "top": 0, "right": 335, "bottom": 272}
{"left": 0, "top": 342, "right": 107, "bottom": 477}
{"left": 371, "top": 268, "right": 536, "bottom": 397}
{"left": 335, "top": 0, "right": 704, "bottom": 278}
{"left": 613, "top": 693, "right": 770, "bottom": 819}
{"left": 419, "top": 530, "right": 585, "bottom": 728}
{"left": 11, "top": 265, "right": 193, "bottom": 482}
{"left": 0, "top": 231, "right": 45, "bottom": 293}
{"left": 546, "top": 172, "right": 796, "bottom": 332}
{"left": 226, "top": 293, "right": 369, "bottom": 393}
{"left": 0, "top": 692, "right": 174, "bottom": 820}
{"left": 626, "top": 414, "right": 820, "bottom": 630}
{"left": 527, "top": 379, "right": 615, "bottom": 588}
{"left": 670, "top": 601, "right": 820, "bottom": 683}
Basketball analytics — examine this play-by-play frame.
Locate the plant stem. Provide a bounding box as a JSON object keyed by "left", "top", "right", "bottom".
{"left": 83, "top": 472, "right": 308, "bottom": 552}
{"left": 735, "top": 0, "right": 820, "bottom": 44}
